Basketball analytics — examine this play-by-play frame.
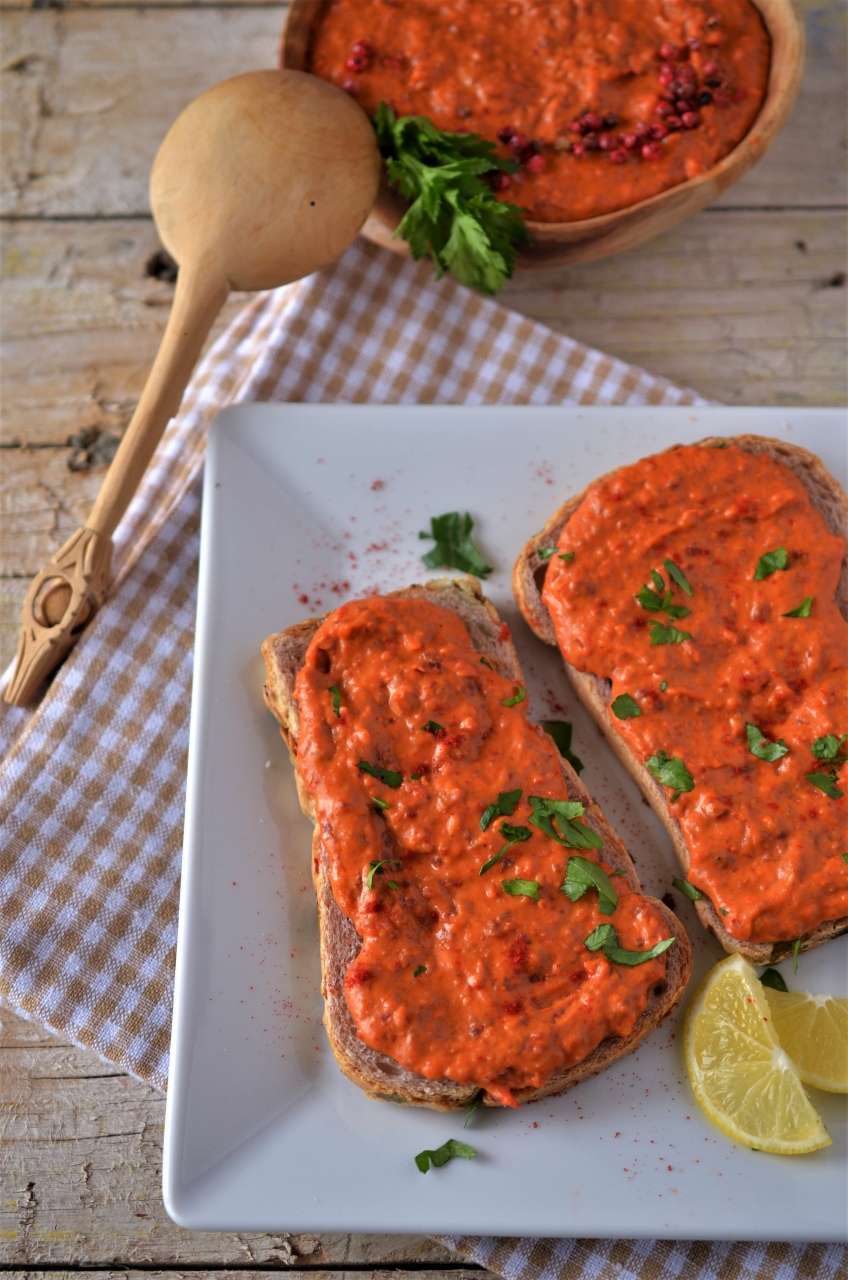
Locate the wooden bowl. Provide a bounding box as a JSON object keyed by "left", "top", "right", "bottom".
{"left": 280, "top": 0, "right": 804, "bottom": 270}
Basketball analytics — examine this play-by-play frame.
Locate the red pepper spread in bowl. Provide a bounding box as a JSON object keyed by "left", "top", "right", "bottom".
{"left": 307, "top": 0, "right": 771, "bottom": 222}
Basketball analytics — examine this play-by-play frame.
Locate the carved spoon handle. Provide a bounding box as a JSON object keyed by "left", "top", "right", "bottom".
{"left": 4, "top": 265, "right": 228, "bottom": 707}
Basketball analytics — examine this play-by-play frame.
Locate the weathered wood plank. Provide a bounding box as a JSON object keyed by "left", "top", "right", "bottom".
{"left": 0, "top": 3, "right": 844, "bottom": 217}
{"left": 0, "top": 1003, "right": 465, "bottom": 1268}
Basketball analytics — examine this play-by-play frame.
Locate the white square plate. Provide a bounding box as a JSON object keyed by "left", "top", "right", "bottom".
{"left": 164, "top": 405, "right": 848, "bottom": 1238}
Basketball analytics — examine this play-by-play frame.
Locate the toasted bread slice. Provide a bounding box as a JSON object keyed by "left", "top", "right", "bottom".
{"left": 513, "top": 435, "right": 848, "bottom": 966}
{"left": 262, "top": 576, "right": 692, "bottom": 1110}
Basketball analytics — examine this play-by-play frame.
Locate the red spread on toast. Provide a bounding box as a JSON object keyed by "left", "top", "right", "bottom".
{"left": 307, "top": 0, "right": 769, "bottom": 222}
{"left": 295, "top": 595, "right": 671, "bottom": 1101}
{"left": 542, "top": 444, "right": 848, "bottom": 944}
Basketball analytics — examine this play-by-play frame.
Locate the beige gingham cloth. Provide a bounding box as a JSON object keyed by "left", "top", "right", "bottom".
{"left": 0, "top": 239, "right": 841, "bottom": 1275}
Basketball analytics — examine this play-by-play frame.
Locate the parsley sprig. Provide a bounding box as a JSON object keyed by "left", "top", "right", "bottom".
{"left": 419, "top": 511, "right": 492, "bottom": 577}
{"left": 374, "top": 103, "right": 529, "bottom": 295}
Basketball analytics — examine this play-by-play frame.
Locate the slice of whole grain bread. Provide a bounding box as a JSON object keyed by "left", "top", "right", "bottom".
{"left": 262, "top": 575, "right": 692, "bottom": 1110}
{"left": 512, "top": 435, "right": 848, "bottom": 965}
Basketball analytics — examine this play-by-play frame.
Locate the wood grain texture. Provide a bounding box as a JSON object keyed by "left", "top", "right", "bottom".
{"left": 1, "top": 1, "right": 844, "bottom": 218}
{"left": 0, "top": 1005, "right": 464, "bottom": 1267}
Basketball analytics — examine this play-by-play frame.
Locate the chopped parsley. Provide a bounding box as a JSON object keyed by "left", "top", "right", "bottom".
{"left": 479, "top": 788, "right": 522, "bottom": 832}
{"left": 414, "top": 1137, "right": 477, "bottom": 1173}
{"left": 584, "top": 923, "right": 675, "bottom": 966}
{"left": 843, "top": 853, "right": 848, "bottom": 867}
{"left": 812, "top": 734, "right": 847, "bottom": 761}
{"left": 562, "top": 856, "right": 618, "bottom": 915}
{"left": 329, "top": 685, "right": 342, "bottom": 716}
{"left": 503, "top": 686, "right": 526, "bottom": 707}
{"left": 421, "top": 720, "right": 445, "bottom": 735}
{"left": 672, "top": 876, "right": 702, "bottom": 901}
{"left": 537, "top": 547, "right": 557, "bottom": 561}
{"left": 636, "top": 584, "right": 692, "bottom": 621}
{"left": 649, "top": 622, "right": 692, "bottom": 646}
{"left": 375, "top": 102, "right": 529, "bottom": 295}
{"left": 419, "top": 511, "right": 493, "bottom": 578}
{"left": 358, "top": 759, "right": 403, "bottom": 788}
{"left": 388, "top": 881, "right": 399, "bottom": 890}
{"left": 646, "top": 749, "right": 694, "bottom": 802}
{"left": 760, "top": 968, "right": 788, "bottom": 993}
{"left": 792, "top": 938, "right": 802, "bottom": 974}
{"left": 501, "top": 878, "right": 539, "bottom": 900}
{"left": 464, "top": 1091, "right": 482, "bottom": 1128}
{"left": 480, "top": 656, "right": 493, "bottom": 669}
{"left": 746, "top": 723, "right": 790, "bottom": 763}
{"left": 411, "top": 772, "right": 423, "bottom": 780}
{"left": 372, "top": 797, "right": 391, "bottom": 811}
{"left": 561, "top": 551, "right": 575, "bottom": 562}
{"left": 480, "top": 821, "right": 531, "bottom": 874}
{"left": 664, "top": 558, "right": 693, "bottom": 597}
{"left": 754, "top": 547, "right": 789, "bottom": 580}
{"left": 659, "top": 680, "right": 668, "bottom": 693}
{"left": 528, "top": 796, "right": 603, "bottom": 849}
{"left": 366, "top": 859, "right": 399, "bottom": 890}
{"left": 611, "top": 692, "right": 642, "bottom": 719}
{"left": 413, "top": 965, "right": 427, "bottom": 977}
{"left": 783, "top": 596, "right": 813, "bottom": 618}
{"left": 540, "top": 720, "right": 584, "bottom": 774}
{"left": 806, "top": 770, "right": 843, "bottom": 800}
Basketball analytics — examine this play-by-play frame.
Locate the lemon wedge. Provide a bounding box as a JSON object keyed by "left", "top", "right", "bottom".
{"left": 684, "top": 954, "right": 831, "bottom": 1154}
{"left": 763, "top": 987, "right": 848, "bottom": 1094}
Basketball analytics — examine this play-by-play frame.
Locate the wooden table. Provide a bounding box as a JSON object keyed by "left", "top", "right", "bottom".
{"left": 0, "top": 0, "right": 845, "bottom": 1270}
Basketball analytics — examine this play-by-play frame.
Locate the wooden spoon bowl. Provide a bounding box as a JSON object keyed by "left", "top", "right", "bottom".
{"left": 281, "top": 0, "right": 804, "bottom": 269}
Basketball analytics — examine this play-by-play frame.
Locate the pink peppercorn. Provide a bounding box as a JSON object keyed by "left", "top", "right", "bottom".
{"left": 598, "top": 132, "right": 621, "bottom": 151}
{"left": 571, "top": 143, "right": 586, "bottom": 158}
{"left": 649, "top": 121, "right": 668, "bottom": 140}
{"left": 655, "top": 101, "right": 673, "bottom": 117}
{"left": 622, "top": 132, "right": 639, "bottom": 149}
{"left": 491, "top": 172, "right": 512, "bottom": 190}
{"left": 582, "top": 112, "right": 604, "bottom": 131}
{"left": 666, "top": 115, "right": 682, "bottom": 130}
{"left": 497, "top": 125, "right": 516, "bottom": 142}
{"left": 609, "top": 148, "right": 629, "bottom": 163}
{"left": 509, "top": 131, "right": 530, "bottom": 151}
{"left": 702, "top": 60, "right": 721, "bottom": 76}
{"left": 525, "top": 153, "right": 546, "bottom": 173}
{"left": 659, "top": 42, "right": 679, "bottom": 60}
{"left": 641, "top": 142, "right": 663, "bottom": 160}
{"left": 681, "top": 110, "right": 701, "bottom": 128}
{"left": 342, "top": 77, "right": 360, "bottom": 94}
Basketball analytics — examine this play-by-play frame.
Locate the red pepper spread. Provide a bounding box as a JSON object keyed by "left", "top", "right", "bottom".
{"left": 307, "top": 0, "right": 770, "bottom": 222}
{"left": 542, "top": 444, "right": 848, "bottom": 945}
{"left": 295, "top": 595, "right": 672, "bottom": 1103}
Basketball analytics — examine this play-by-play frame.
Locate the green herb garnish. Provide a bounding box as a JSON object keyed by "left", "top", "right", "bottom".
{"left": 646, "top": 749, "right": 694, "bottom": 801}
{"left": 783, "top": 597, "right": 813, "bottom": 618}
{"left": 659, "top": 680, "right": 668, "bottom": 692}
{"left": 414, "top": 1137, "right": 477, "bottom": 1173}
{"left": 611, "top": 693, "right": 642, "bottom": 719}
{"left": 372, "top": 797, "right": 391, "bottom": 811}
{"left": 358, "top": 759, "right": 403, "bottom": 788}
{"left": 479, "top": 788, "right": 522, "bottom": 832}
{"left": 720, "top": 907, "right": 729, "bottom": 915}
{"left": 480, "top": 821, "right": 531, "bottom": 874}
{"left": 672, "top": 876, "right": 702, "bottom": 901}
{"left": 649, "top": 622, "right": 692, "bottom": 646}
{"left": 562, "top": 856, "right": 618, "bottom": 915}
{"left": 746, "top": 723, "right": 790, "bottom": 763}
{"left": 664, "top": 558, "right": 693, "bottom": 597}
{"left": 537, "top": 547, "right": 557, "bottom": 560}
{"left": 528, "top": 796, "right": 603, "bottom": 849}
{"left": 413, "top": 964, "right": 427, "bottom": 977}
{"left": 760, "top": 968, "right": 788, "bottom": 993}
{"left": 792, "top": 938, "right": 802, "bottom": 974}
{"left": 503, "top": 686, "right": 526, "bottom": 707}
{"left": 842, "top": 853, "right": 848, "bottom": 866}
{"left": 422, "top": 720, "right": 445, "bottom": 735}
{"left": 501, "top": 878, "right": 539, "bottom": 900}
{"left": 329, "top": 685, "right": 342, "bottom": 716}
{"left": 754, "top": 547, "right": 789, "bottom": 580}
{"left": 812, "top": 734, "right": 847, "bottom": 761}
{"left": 806, "top": 770, "right": 844, "bottom": 799}
{"left": 411, "top": 772, "right": 423, "bottom": 780}
{"left": 464, "top": 1092, "right": 482, "bottom": 1128}
{"left": 480, "top": 656, "right": 493, "bottom": 669}
{"left": 388, "top": 881, "right": 399, "bottom": 890}
{"left": 419, "top": 511, "right": 492, "bottom": 577}
{"left": 374, "top": 102, "right": 529, "bottom": 295}
{"left": 584, "top": 923, "right": 675, "bottom": 966}
{"left": 540, "top": 720, "right": 584, "bottom": 774}
{"left": 636, "top": 584, "right": 692, "bottom": 621}
{"left": 560, "top": 551, "right": 575, "bottom": 562}
{"left": 366, "top": 859, "right": 399, "bottom": 890}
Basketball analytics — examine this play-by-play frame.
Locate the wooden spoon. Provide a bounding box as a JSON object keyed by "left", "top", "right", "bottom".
{"left": 5, "top": 69, "right": 381, "bottom": 706}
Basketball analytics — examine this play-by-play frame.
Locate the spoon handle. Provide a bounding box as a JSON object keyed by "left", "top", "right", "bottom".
{"left": 4, "top": 264, "right": 229, "bottom": 706}
{"left": 88, "top": 264, "right": 229, "bottom": 538}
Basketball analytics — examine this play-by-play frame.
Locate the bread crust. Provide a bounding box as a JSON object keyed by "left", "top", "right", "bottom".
{"left": 512, "top": 435, "right": 848, "bottom": 964}
{"left": 262, "top": 575, "right": 692, "bottom": 1110}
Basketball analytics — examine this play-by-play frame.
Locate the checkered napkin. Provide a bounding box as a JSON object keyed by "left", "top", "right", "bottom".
{"left": 0, "top": 238, "right": 838, "bottom": 1273}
